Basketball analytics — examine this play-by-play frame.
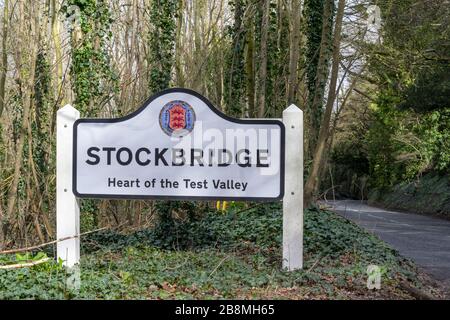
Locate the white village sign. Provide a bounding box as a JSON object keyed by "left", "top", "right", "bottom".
{"left": 74, "top": 89, "right": 284, "bottom": 200}
{"left": 57, "top": 88, "right": 303, "bottom": 271}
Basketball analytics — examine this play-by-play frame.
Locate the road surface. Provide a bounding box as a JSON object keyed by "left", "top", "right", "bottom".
{"left": 324, "top": 200, "right": 450, "bottom": 290}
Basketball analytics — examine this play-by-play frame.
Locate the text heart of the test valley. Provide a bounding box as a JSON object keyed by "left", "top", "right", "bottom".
{"left": 107, "top": 177, "right": 249, "bottom": 192}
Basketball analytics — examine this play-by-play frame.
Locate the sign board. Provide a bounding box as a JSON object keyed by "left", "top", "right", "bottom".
{"left": 73, "top": 88, "right": 285, "bottom": 201}
{"left": 57, "top": 88, "right": 302, "bottom": 270}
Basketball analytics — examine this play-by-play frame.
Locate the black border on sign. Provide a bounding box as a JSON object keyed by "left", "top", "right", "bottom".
{"left": 72, "top": 88, "right": 285, "bottom": 202}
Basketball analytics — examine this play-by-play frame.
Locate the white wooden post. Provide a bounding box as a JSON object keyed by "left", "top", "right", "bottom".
{"left": 282, "top": 104, "right": 303, "bottom": 271}
{"left": 57, "top": 105, "right": 80, "bottom": 268}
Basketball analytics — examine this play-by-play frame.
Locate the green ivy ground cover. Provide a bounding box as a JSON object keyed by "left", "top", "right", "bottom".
{"left": 0, "top": 204, "right": 443, "bottom": 299}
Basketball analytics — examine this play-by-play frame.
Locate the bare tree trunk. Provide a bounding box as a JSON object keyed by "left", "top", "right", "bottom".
{"left": 4, "top": 0, "right": 39, "bottom": 244}
{"left": 245, "top": 11, "right": 255, "bottom": 117}
{"left": 0, "top": 0, "right": 8, "bottom": 118}
{"left": 304, "top": 0, "right": 345, "bottom": 206}
{"left": 0, "top": 0, "right": 9, "bottom": 247}
{"left": 317, "top": 62, "right": 367, "bottom": 191}
{"left": 49, "top": 0, "right": 66, "bottom": 137}
{"left": 51, "top": 0, "right": 64, "bottom": 107}
{"left": 192, "top": 0, "right": 204, "bottom": 91}
{"left": 287, "top": 0, "right": 301, "bottom": 104}
{"left": 0, "top": 197, "right": 3, "bottom": 246}
{"left": 257, "top": 0, "right": 270, "bottom": 118}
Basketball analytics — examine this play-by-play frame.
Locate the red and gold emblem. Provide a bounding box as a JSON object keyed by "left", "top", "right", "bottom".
{"left": 168, "top": 104, "right": 186, "bottom": 131}
{"left": 159, "top": 100, "right": 196, "bottom": 137}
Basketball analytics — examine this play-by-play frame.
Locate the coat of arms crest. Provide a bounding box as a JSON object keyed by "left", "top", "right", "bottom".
{"left": 159, "top": 100, "right": 196, "bottom": 137}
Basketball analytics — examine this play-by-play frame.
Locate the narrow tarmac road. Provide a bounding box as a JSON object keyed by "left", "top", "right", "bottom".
{"left": 324, "top": 200, "right": 450, "bottom": 291}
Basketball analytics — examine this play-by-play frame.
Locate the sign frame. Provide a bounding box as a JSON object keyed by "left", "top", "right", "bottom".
{"left": 72, "top": 88, "right": 286, "bottom": 202}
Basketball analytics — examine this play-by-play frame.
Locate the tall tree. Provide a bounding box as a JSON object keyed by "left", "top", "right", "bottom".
{"left": 175, "top": 0, "right": 185, "bottom": 87}
{"left": 304, "top": 0, "right": 346, "bottom": 205}
{"left": 51, "top": 0, "right": 64, "bottom": 109}
{"left": 3, "top": 0, "right": 39, "bottom": 247}
{"left": 287, "top": 0, "right": 302, "bottom": 104}
{"left": 66, "top": 0, "right": 118, "bottom": 116}
{"left": 267, "top": 0, "right": 290, "bottom": 117}
{"left": 257, "top": 0, "right": 270, "bottom": 117}
{"left": 303, "top": 0, "right": 334, "bottom": 157}
{"left": 245, "top": 5, "right": 256, "bottom": 117}
{"left": 224, "top": 0, "right": 246, "bottom": 117}
{"left": 0, "top": 0, "right": 8, "bottom": 118}
{"left": 148, "top": 0, "right": 177, "bottom": 93}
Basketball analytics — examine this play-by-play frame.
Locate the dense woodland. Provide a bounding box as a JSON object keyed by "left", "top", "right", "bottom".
{"left": 0, "top": 0, "right": 448, "bottom": 249}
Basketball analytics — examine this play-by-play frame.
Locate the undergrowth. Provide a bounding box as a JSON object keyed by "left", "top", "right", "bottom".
{"left": 369, "top": 173, "right": 450, "bottom": 216}
{"left": 0, "top": 203, "right": 436, "bottom": 299}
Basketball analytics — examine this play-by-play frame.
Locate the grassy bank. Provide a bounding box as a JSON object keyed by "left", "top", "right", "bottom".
{"left": 0, "top": 204, "right": 444, "bottom": 299}
{"left": 369, "top": 173, "right": 450, "bottom": 217}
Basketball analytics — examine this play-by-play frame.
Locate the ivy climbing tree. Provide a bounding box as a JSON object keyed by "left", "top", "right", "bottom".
{"left": 224, "top": 0, "right": 247, "bottom": 117}
{"left": 65, "top": 0, "right": 118, "bottom": 116}
{"left": 33, "top": 50, "right": 52, "bottom": 178}
{"left": 63, "top": 0, "right": 118, "bottom": 228}
{"left": 265, "top": 0, "right": 290, "bottom": 118}
{"left": 147, "top": 0, "right": 192, "bottom": 228}
{"left": 303, "top": 0, "right": 334, "bottom": 157}
{"left": 148, "top": 0, "right": 177, "bottom": 94}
